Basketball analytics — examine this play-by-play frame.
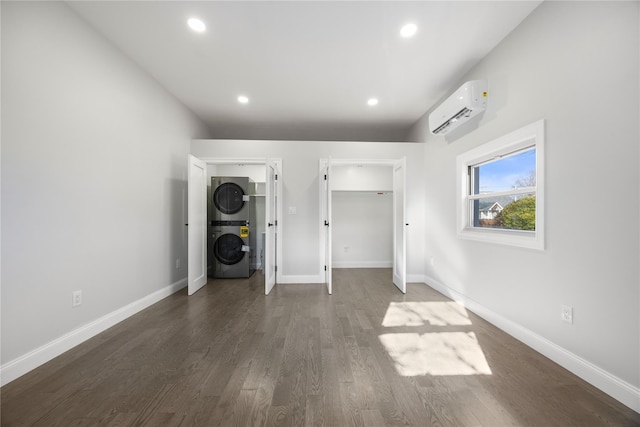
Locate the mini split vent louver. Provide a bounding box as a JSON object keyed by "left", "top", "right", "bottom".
{"left": 429, "top": 80, "right": 488, "bottom": 136}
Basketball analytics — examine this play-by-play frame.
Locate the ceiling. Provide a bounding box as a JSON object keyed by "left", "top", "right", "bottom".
{"left": 68, "top": 1, "right": 541, "bottom": 142}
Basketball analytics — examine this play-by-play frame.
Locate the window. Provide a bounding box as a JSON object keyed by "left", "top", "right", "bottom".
{"left": 456, "top": 120, "right": 544, "bottom": 250}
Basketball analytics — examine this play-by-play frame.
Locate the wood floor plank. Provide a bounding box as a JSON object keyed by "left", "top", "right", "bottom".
{"left": 247, "top": 384, "right": 273, "bottom": 427}
{"left": 304, "top": 394, "right": 325, "bottom": 427}
{"left": 207, "top": 366, "right": 251, "bottom": 426}
{"left": 360, "top": 408, "right": 386, "bottom": 426}
{"left": 338, "top": 380, "right": 365, "bottom": 427}
{"left": 2, "top": 270, "right": 638, "bottom": 427}
{"left": 360, "top": 346, "right": 412, "bottom": 426}
{"left": 319, "top": 348, "right": 348, "bottom": 427}
{"left": 163, "top": 396, "right": 218, "bottom": 427}
{"left": 343, "top": 336, "right": 377, "bottom": 410}
{"left": 305, "top": 317, "right": 323, "bottom": 397}
{"left": 265, "top": 405, "right": 289, "bottom": 427}
{"left": 226, "top": 388, "right": 256, "bottom": 427}
{"left": 242, "top": 321, "right": 282, "bottom": 391}
{"left": 98, "top": 411, "right": 140, "bottom": 427}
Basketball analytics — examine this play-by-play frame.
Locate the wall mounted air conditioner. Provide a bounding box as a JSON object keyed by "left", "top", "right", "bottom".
{"left": 429, "top": 80, "right": 488, "bottom": 136}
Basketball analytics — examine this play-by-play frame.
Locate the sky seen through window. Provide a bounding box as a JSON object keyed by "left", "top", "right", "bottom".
{"left": 477, "top": 148, "right": 536, "bottom": 193}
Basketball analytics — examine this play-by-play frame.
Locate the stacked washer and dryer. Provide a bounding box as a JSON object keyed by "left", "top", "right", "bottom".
{"left": 209, "top": 177, "right": 257, "bottom": 278}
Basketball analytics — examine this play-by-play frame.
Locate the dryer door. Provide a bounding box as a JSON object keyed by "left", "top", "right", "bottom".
{"left": 213, "top": 182, "right": 245, "bottom": 215}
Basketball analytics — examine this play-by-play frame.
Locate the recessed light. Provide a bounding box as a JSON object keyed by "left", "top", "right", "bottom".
{"left": 187, "top": 18, "right": 206, "bottom": 33}
{"left": 238, "top": 95, "right": 249, "bottom": 104}
{"left": 400, "top": 23, "right": 417, "bottom": 38}
{"left": 367, "top": 98, "right": 379, "bottom": 106}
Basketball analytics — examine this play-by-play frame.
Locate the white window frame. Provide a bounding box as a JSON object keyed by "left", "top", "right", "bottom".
{"left": 456, "top": 120, "right": 545, "bottom": 250}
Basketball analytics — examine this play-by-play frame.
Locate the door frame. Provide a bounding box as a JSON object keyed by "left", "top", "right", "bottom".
{"left": 194, "top": 157, "right": 283, "bottom": 292}
{"left": 319, "top": 158, "right": 407, "bottom": 293}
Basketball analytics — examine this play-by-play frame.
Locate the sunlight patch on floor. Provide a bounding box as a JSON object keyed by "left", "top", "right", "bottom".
{"left": 378, "top": 332, "right": 492, "bottom": 376}
{"left": 382, "top": 301, "right": 472, "bottom": 327}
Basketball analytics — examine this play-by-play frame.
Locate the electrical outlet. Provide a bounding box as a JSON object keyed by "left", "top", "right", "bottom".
{"left": 72, "top": 290, "right": 82, "bottom": 307}
{"left": 560, "top": 305, "right": 573, "bottom": 324}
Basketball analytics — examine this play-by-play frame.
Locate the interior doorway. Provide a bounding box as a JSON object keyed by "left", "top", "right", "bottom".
{"left": 319, "top": 158, "right": 406, "bottom": 295}
{"left": 188, "top": 157, "right": 282, "bottom": 296}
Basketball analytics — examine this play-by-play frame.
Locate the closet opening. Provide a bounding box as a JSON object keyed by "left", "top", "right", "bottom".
{"left": 320, "top": 158, "right": 406, "bottom": 295}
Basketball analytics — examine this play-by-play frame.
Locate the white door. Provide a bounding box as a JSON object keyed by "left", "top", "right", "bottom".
{"left": 320, "top": 159, "right": 332, "bottom": 294}
{"left": 265, "top": 159, "right": 279, "bottom": 295}
{"left": 392, "top": 157, "right": 407, "bottom": 294}
{"left": 188, "top": 155, "right": 207, "bottom": 296}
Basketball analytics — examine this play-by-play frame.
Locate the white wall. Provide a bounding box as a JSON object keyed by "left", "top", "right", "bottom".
{"left": 331, "top": 164, "right": 392, "bottom": 192}
{"left": 331, "top": 164, "right": 393, "bottom": 268}
{"left": 410, "top": 1, "right": 639, "bottom": 410}
{"left": 1, "top": 2, "right": 210, "bottom": 383}
{"left": 191, "top": 140, "right": 425, "bottom": 283}
{"left": 332, "top": 192, "right": 393, "bottom": 268}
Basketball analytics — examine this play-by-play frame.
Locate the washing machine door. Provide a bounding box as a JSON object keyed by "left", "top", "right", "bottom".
{"left": 213, "top": 233, "right": 246, "bottom": 265}
{"left": 213, "top": 182, "right": 245, "bottom": 215}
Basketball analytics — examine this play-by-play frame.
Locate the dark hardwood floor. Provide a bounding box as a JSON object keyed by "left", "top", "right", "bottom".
{"left": 2, "top": 269, "right": 639, "bottom": 426}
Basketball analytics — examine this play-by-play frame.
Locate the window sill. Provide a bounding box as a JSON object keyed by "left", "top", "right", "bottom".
{"left": 458, "top": 227, "right": 544, "bottom": 251}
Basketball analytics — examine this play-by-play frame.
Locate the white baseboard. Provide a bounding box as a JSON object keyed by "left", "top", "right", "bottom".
{"left": 407, "top": 274, "right": 427, "bottom": 284}
{"left": 332, "top": 261, "right": 392, "bottom": 269}
{"left": 424, "top": 275, "right": 640, "bottom": 413}
{"left": 0, "top": 278, "right": 187, "bottom": 387}
{"left": 277, "top": 272, "right": 424, "bottom": 285}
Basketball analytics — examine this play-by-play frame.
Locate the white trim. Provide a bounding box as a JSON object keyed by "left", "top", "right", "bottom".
{"left": 456, "top": 120, "right": 545, "bottom": 251}
{"left": 333, "top": 261, "right": 392, "bottom": 269}
{"left": 196, "top": 157, "right": 266, "bottom": 165}
{"left": 0, "top": 279, "right": 187, "bottom": 386}
{"left": 424, "top": 275, "right": 640, "bottom": 413}
{"left": 407, "top": 274, "right": 427, "bottom": 284}
{"left": 330, "top": 158, "right": 398, "bottom": 166}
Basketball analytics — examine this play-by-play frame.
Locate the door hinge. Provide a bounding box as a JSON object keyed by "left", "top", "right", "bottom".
{"left": 324, "top": 174, "right": 327, "bottom": 180}
{"left": 275, "top": 174, "right": 278, "bottom": 180}
{"left": 324, "top": 265, "right": 327, "bottom": 271}
{"left": 324, "top": 220, "right": 329, "bottom": 226}
{"left": 275, "top": 266, "right": 278, "bottom": 272}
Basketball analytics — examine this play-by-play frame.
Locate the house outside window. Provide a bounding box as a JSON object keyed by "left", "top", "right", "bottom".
{"left": 456, "top": 120, "right": 545, "bottom": 250}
